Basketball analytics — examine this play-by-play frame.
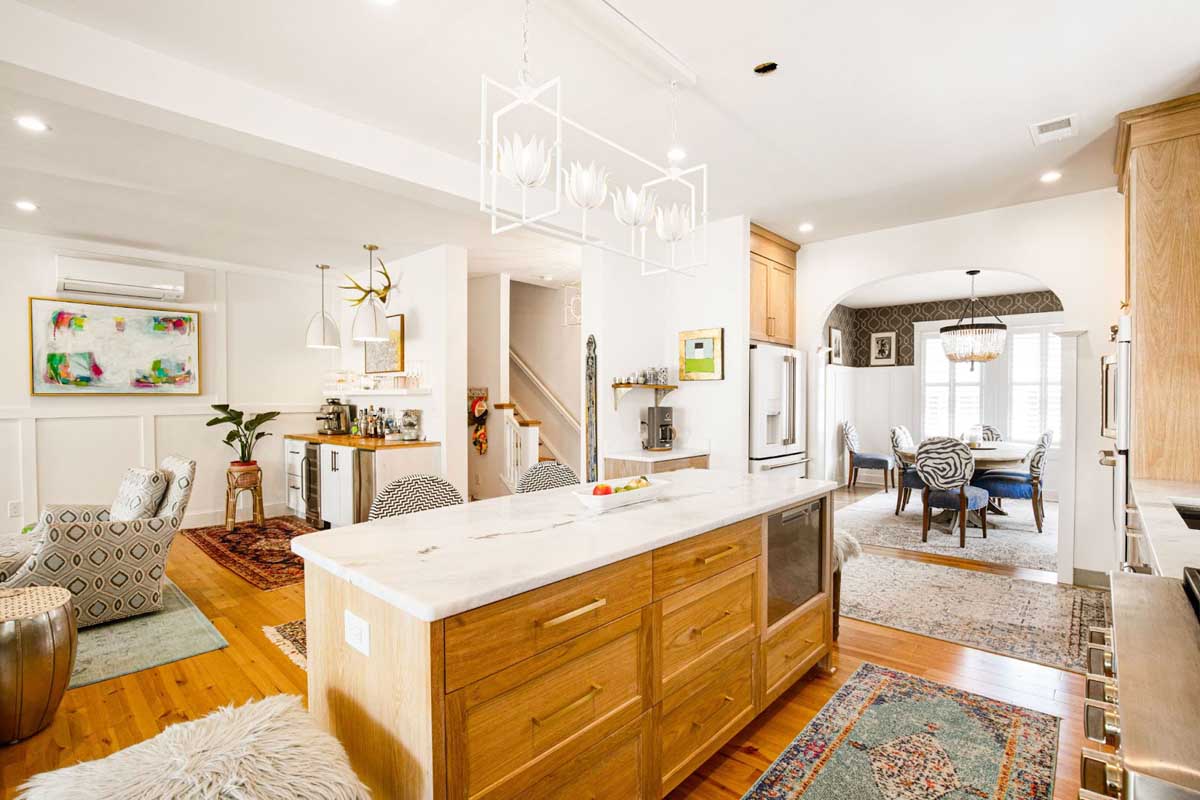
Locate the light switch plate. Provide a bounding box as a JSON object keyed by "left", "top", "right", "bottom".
{"left": 7, "top": 500, "right": 21, "bottom": 518}
{"left": 344, "top": 609, "right": 370, "bottom": 656}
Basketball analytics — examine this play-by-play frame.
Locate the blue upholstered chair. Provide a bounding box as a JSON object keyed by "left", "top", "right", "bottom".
{"left": 972, "top": 431, "right": 1051, "bottom": 532}
{"left": 915, "top": 437, "right": 989, "bottom": 548}
{"left": 890, "top": 426, "right": 924, "bottom": 515}
{"left": 843, "top": 422, "right": 894, "bottom": 491}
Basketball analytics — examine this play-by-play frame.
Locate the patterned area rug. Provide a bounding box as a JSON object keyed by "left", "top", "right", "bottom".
{"left": 264, "top": 619, "right": 307, "bottom": 670}
{"left": 72, "top": 580, "right": 227, "bottom": 688}
{"left": 838, "top": 489, "right": 1058, "bottom": 571}
{"left": 183, "top": 516, "right": 314, "bottom": 590}
{"left": 744, "top": 663, "right": 1059, "bottom": 799}
{"left": 841, "top": 554, "right": 1109, "bottom": 673}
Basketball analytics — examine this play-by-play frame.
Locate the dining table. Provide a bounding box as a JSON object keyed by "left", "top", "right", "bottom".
{"left": 896, "top": 440, "right": 1031, "bottom": 521}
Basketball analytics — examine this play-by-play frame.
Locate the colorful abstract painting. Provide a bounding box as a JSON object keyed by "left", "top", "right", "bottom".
{"left": 30, "top": 297, "right": 201, "bottom": 395}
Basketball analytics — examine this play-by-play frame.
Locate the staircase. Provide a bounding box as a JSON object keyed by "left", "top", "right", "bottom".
{"left": 493, "top": 351, "right": 581, "bottom": 492}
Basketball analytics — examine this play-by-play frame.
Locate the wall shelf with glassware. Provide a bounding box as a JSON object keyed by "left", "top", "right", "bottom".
{"left": 321, "top": 387, "right": 432, "bottom": 398}
{"left": 611, "top": 382, "right": 677, "bottom": 411}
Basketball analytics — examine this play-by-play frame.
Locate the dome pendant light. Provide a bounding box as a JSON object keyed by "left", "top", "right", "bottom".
{"left": 351, "top": 244, "right": 390, "bottom": 343}
{"left": 940, "top": 269, "right": 1007, "bottom": 370}
{"left": 305, "top": 264, "right": 341, "bottom": 349}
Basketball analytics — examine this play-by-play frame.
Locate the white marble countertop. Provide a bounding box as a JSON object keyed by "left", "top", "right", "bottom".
{"left": 605, "top": 447, "right": 710, "bottom": 463}
{"left": 291, "top": 469, "right": 836, "bottom": 621}
{"left": 1129, "top": 477, "right": 1200, "bottom": 579}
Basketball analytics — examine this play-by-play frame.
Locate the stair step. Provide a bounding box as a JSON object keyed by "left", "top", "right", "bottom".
{"left": 538, "top": 456, "right": 556, "bottom": 462}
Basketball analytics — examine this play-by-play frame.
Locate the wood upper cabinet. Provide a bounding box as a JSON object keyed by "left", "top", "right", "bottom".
{"left": 750, "top": 224, "right": 799, "bottom": 346}
{"left": 1116, "top": 93, "right": 1200, "bottom": 481}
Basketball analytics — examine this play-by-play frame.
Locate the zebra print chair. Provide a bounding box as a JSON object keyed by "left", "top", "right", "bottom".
{"left": 980, "top": 424, "right": 1002, "bottom": 442}
{"left": 515, "top": 461, "right": 580, "bottom": 494}
{"left": 915, "top": 437, "right": 989, "bottom": 548}
{"left": 843, "top": 422, "right": 894, "bottom": 491}
{"left": 972, "top": 430, "right": 1051, "bottom": 532}
{"left": 368, "top": 474, "right": 463, "bottom": 520}
{"left": 889, "top": 426, "right": 924, "bottom": 515}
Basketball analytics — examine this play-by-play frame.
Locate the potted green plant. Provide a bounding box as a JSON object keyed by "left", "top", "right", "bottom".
{"left": 206, "top": 404, "right": 281, "bottom": 467}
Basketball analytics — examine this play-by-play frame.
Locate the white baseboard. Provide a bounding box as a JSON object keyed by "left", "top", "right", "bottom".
{"left": 182, "top": 501, "right": 292, "bottom": 528}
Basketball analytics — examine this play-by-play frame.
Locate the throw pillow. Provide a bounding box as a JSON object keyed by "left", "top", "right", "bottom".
{"left": 109, "top": 468, "right": 168, "bottom": 521}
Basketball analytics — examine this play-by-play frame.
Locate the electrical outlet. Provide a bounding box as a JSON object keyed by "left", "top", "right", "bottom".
{"left": 7, "top": 500, "right": 21, "bottom": 518}
{"left": 344, "top": 609, "right": 370, "bottom": 656}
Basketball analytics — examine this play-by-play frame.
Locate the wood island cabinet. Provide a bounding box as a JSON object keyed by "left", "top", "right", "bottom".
{"left": 750, "top": 224, "right": 799, "bottom": 346}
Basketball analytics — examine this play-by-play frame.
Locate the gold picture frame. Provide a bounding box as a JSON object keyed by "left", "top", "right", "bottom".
{"left": 678, "top": 327, "right": 724, "bottom": 381}
{"left": 364, "top": 313, "right": 406, "bottom": 374}
{"left": 28, "top": 296, "right": 202, "bottom": 396}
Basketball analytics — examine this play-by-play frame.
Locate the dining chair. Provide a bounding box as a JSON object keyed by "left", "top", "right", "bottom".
{"left": 842, "top": 422, "right": 894, "bottom": 491}
{"left": 889, "top": 426, "right": 924, "bottom": 515}
{"left": 368, "top": 474, "right": 463, "bottom": 520}
{"left": 515, "top": 461, "right": 579, "bottom": 493}
{"left": 980, "top": 424, "right": 1002, "bottom": 442}
{"left": 971, "top": 431, "right": 1051, "bottom": 532}
{"left": 915, "top": 437, "right": 989, "bottom": 548}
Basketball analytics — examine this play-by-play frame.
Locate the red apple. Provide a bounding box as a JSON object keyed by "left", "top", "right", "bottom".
{"left": 592, "top": 483, "right": 613, "bottom": 496}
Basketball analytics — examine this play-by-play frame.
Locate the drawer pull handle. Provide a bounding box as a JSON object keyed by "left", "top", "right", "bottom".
{"left": 692, "top": 695, "right": 734, "bottom": 729}
{"left": 784, "top": 640, "right": 816, "bottom": 661}
{"left": 697, "top": 545, "right": 738, "bottom": 566}
{"left": 691, "top": 610, "right": 733, "bottom": 638}
{"left": 533, "top": 684, "right": 602, "bottom": 728}
{"left": 539, "top": 598, "right": 607, "bottom": 628}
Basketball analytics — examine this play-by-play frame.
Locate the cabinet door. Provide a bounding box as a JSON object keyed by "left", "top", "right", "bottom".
{"left": 749, "top": 255, "right": 770, "bottom": 342}
{"left": 767, "top": 263, "right": 795, "bottom": 345}
{"left": 319, "top": 445, "right": 340, "bottom": 526}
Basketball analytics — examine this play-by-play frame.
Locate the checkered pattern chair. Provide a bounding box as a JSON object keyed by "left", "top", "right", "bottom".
{"left": 972, "top": 430, "right": 1052, "bottom": 532}
{"left": 843, "top": 422, "right": 894, "bottom": 491}
{"left": 368, "top": 474, "right": 463, "bottom": 520}
{"left": 0, "top": 455, "right": 196, "bottom": 628}
{"left": 515, "top": 461, "right": 579, "bottom": 494}
{"left": 915, "top": 438, "right": 988, "bottom": 548}
{"left": 889, "top": 426, "right": 924, "bottom": 515}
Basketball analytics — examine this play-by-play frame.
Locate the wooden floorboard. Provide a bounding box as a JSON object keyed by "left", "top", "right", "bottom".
{"left": 1, "top": 488, "right": 1094, "bottom": 799}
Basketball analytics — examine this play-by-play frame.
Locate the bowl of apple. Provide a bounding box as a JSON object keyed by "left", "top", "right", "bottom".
{"left": 573, "top": 476, "right": 669, "bottom": 511}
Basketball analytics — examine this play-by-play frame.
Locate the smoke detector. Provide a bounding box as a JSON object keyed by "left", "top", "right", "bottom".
{"left": 1028, "top": 114, "right": 1078, "bottom": 146}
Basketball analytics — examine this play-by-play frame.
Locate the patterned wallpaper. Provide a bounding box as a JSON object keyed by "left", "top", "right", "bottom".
{"left": 823, "top": 291, "right": 1062, "bottom": 367}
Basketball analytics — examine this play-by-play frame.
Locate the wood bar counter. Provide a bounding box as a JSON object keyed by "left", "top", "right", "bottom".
{"left": 292, "top": 469, "right": 836, "bottom": 799}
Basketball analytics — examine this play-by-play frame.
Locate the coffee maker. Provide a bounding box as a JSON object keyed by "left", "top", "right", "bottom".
{"left": 641, "top": 406, "right": 675, "bottom": 451}
{"left": 317, "top": 399, "right": 354, "bottom": 435}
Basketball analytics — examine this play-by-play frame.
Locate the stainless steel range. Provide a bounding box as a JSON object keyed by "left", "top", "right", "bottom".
{"left": 1080, "top": 571, "right": 1200, "bottom": 799}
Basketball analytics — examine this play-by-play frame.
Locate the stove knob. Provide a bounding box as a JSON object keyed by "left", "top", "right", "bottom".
{"left": 1086, "top": 643, "right": 1114, "bottom": 678}
{"left": 1080, "top": 748, "right": 1123, "bottom": 798}
{"left": 1086, "top": 626, "right": 1112, "bottom": 646}
{"left": 1084, "top": 699, "right": 1120, "bottom": 747}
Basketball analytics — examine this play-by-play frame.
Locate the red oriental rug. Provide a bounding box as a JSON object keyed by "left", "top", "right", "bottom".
{"left": 183, "top": 515, "right": 314, "bottom": 590}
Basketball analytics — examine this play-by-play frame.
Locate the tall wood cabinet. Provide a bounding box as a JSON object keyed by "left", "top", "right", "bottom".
{"left": 1116, "top": 93, "right": 1200, "bottom": 481}
{"left": 749, "top": 224, "right": 799, "bottom": 346}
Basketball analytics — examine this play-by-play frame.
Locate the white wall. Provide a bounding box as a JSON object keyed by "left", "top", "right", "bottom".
{"left": 336, "top": 245, "right": 469, "bottom": 497}
{"left": 466, "top": 273, "right": 510, "bottom": 500}
{"left": 583, "top": 215, "right": 750, "bottom": 474}
{"left": 0, "top": 229, "right": 332, "bottom": 531}
{"left": 797, "top": 189, "right": 1124, "bottom": 572}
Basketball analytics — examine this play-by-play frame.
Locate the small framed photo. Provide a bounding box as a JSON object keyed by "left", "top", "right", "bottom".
{"left": 829, "top": 327, "right": 844, "bottom": 365}
{"left": 870, "top": 331, "right": 896, "bottom": 366}
{"left": 678, "top": 327, "right": 724, "bottom": 381}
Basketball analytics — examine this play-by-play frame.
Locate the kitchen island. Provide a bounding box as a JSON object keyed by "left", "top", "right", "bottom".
{"left": 292, "top": 469, "right": 837, "bottom": 799}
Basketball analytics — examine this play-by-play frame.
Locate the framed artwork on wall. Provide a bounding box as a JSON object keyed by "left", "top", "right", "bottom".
{"left": 363, "top": 314, "right": 405, "bottom": 374}
{"left": 28, "top": 296, "right": 201, "bottom": 396}
{"left": 829, "top": 327, "right": 844, "bottom": 365}
{"left": 679, "top": 327, "right": 724, "bottom": 381}
{"left": 870, "top": 331, "right": 897, "bottom": 366}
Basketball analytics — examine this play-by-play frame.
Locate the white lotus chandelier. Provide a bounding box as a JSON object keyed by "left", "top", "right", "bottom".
{"left": 940, "top": 269, "right": 1007, "bottom": 369}
{"left": 480, "top": 1, "right": 708, "bottom": 276}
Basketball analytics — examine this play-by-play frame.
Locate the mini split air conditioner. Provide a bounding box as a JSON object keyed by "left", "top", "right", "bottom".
{"left": 56, "top": 256, "right": 186, "bottom": 302}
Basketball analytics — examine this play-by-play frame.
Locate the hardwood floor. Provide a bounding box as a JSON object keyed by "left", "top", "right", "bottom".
{"left": 2, "top": 489, "right": 1094, "bottom": 798}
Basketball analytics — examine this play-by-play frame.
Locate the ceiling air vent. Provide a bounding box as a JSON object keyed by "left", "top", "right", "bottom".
{"left": 1028, "top": 113, "right": 1079, "bottom": 146}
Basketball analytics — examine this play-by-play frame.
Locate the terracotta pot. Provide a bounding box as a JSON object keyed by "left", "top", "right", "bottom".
{"left": 230, "top": 460, "right": 258, "bottom": 467}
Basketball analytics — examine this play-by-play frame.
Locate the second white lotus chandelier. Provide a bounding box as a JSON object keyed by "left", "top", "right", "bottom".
{"left": 480, "top": 0, "right": 708, "bottom": 276}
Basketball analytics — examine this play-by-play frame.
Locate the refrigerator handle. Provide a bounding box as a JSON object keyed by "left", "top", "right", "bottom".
{"left": 784, "top": 355, "right": 797, "bottom": 446}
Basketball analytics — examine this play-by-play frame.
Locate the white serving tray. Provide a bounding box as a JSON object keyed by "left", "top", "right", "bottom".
{"left": 573, "top": 478, "right": 670, "bottom": 512}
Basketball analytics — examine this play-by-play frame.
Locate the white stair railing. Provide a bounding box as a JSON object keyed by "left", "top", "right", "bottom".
{"left": 503, "top": 411, "right": 541, "bottom": 490}
{"left": 510, "top": 349, "right": 581, "bottom": 432}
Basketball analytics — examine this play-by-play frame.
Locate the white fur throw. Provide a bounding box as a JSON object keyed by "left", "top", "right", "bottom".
{"left": 833, "top": 530, "right": 862, "bottom": 571}
{"left": 18, "top": 695, "right": 369, "bottom": 800}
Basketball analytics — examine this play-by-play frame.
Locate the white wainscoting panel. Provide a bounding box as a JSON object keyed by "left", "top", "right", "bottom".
{"left": 36, "top": 416, "right": 143, "bottom": 507}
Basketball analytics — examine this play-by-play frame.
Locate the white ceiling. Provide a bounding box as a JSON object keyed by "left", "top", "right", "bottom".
{"left": 838, "top": 269, "right": 1049, "bottom": 308}
{"left": 13, "top": 0, "right": 1200, "bottom": 246}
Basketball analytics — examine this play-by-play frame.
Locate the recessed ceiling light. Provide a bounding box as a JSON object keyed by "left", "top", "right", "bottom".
{"left": 14, "top": 200, "right": 38, "bottom": 212}
{"left": 798, "top": 222, "right": 814, "bottom": 233}
{"left": 15, "top": 115, "right": 49, "bottom": 133}
{"left": 1040, "top": 170, "right": 1062, "bottom": 184}
{"left": 540, "top": 274, "right": 554, "bottom": 281}
{"left": 753, "top": 62, "right": 778, "bottom": 75}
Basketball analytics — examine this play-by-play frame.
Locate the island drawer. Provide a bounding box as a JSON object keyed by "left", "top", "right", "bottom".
{"left": 444, "top": 553, "right": 653, "bottom": 691}
{"left": 528, "top": 712, "right": 655, "bottom": 800}
{"left": 763, "top": 602, "right": 826, "bottom": 701}
{"left": 653, "top": 517, "right": 762, "bottom": 599}
{"left": 660, "top": 558, "right": 758, "bottom": 697}
{"left": 659, "top": 639, "right": 756, "bottom": 795}
{"left": 445, "top": 610, "right": 652, "bottom": 800}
